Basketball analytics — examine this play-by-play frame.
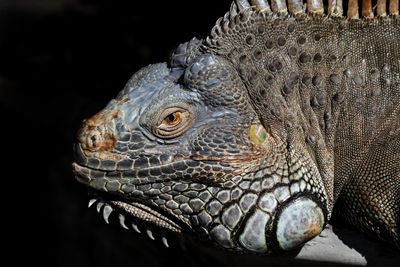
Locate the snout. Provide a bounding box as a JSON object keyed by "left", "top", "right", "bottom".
{"left": 77, "top": 114, "right": 118, "bottom": 153}
{"left": 73, "top": 108, "right": 127, "bottom": 172}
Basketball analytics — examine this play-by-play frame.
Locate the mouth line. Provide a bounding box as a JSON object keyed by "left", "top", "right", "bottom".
{"left": 74, "top": 152, "right": 260, "bottom": 173}
{"left": 73, "top": 151, "right": 258, "bottom": 177}
{"left": 73, "top": 160, "right": 189, "bottom": 175}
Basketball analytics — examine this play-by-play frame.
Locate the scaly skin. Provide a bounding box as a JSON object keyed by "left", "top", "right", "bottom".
{"left": 73, "top": 0, "right": 400, "bottom": 253}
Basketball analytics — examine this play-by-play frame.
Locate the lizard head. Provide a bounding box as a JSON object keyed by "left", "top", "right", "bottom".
{"left": 73, "top": 36, "right": 327, "bottom": 253}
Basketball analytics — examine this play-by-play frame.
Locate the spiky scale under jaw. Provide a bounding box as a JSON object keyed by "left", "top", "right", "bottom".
{"left": 73, "top": 0, "right": 400, "bottom": 253}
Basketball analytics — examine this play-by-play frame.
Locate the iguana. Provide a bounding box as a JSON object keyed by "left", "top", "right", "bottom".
{"left": 72, "top": 0, "right": 400, "bottom": 253}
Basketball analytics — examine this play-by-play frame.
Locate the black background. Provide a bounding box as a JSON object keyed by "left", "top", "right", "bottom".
{"left": 1, "top": 0, "right": 227, "bottom": 266}
{"left": 2, "top": 1, "right": 399, "bottom": 267}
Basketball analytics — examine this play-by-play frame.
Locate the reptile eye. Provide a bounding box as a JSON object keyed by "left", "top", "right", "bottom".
{"left": 165, "top": 112, "right": 181, "bottom": 126}
{"left": 154, "top": 108, "right": 192, "bottom": 138}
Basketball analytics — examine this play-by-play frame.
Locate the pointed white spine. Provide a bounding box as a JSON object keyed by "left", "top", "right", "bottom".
{"left": 102, "top": 205, "right": 113, "bottom": 224}
{"left": 118, "top": 214, "right": 129, "bottom": 230}
{"left": 146, "top": 229, "right": 155, "bottom": 240}
{"left": 88, "top": 199, "right": 97, "bottom": 208}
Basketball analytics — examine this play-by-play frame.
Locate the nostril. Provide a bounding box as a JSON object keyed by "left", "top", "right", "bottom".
{"left": 76, "top": 118, "right": 116, "bottom": 152}
{"left": 86, "top": 130, "right": 103, "bottom": 150}
{"left": 91, "top": 135, "right": 98, "bottom": 146}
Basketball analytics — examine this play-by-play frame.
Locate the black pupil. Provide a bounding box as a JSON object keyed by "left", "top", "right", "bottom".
{"left": 167, "top": 113, "right": 176, "bottom": 122}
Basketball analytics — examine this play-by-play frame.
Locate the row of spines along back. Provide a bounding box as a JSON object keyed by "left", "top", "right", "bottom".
{"left": 231, "top": 0, "right": 399, "bottom": 19}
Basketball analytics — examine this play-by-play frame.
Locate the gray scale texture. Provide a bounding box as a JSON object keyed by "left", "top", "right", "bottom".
{"left": 72, "top": 0, "right": 400, "bottom": 257}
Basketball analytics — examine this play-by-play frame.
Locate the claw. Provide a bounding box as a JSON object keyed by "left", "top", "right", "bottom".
{"left": 103, "top": 204, "right": 113, "bottom": 224}
{"left": 131, "top": 222, "right": 141, "bottom": 233}
{"left": 88, "top": 199, "right": 97, "bottom": 208}
{"left": 118, "top": 214, "right": 129, "bottom": 230}
{"left": 146, "top": 229, "right": 155, "bottom": 240}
